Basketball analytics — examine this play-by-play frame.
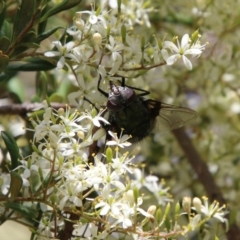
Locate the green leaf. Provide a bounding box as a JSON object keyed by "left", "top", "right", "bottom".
{"left": 37, "top": 26, "right": 63, "bottom": 43}
{"left": 9, "top": 172, "right": 23, "bottom": 201}
{"left": 6, "top": 58, "right": 56, "bottom": 71}
{"left": 0, "top": 20, "right": 11, "bottom": 42}
{"left": 1, "top": 131, "right": 20, "bottom": 170}
{"left": 40, "top": 0, "right": 82, "bottom": 22}
{"left": 0, "top": 36, "right": 10, "bottom": 52}
{"left": 0, "top": 0, "right": 6, "bottom": 31}
{"left": 12, "top": 0, "right": 35, "bottom": 41}
{"left": 4, "top": 202, "right": 39, "bottom": 218}
{"left": 48, "top": 93, "right": 64, "bottom": 103}
{"left": 37, "top": 4, "right": 49, "bottom": 35}
{"left": 0, "top": 71, "right": 7, "bottom": 81}
{"left": 7, "top": 77, "right": 25, "bottom": 102}
{"left": 0, "top": 50, "right": 9, "bottom": 73}
{"left": 36, "top": 71, "right": 47, "bottom": 99}
{"left": 10, "top": 30, "right": 37, "bottom": 57}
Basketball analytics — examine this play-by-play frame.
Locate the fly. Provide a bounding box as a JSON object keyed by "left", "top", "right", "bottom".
{"left": 97, "top": 75, "right": 197, "bottom": 143}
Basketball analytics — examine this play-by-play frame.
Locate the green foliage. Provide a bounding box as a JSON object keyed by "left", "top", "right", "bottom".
{"left": 1, "top": 131, "right": 19, "bottom": 170}
{"left": 0, "top": 0, "right": 81, "bottom": 76}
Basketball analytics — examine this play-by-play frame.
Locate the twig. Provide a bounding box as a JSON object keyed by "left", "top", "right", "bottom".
{"left": 0, "top": 103, "right": 72, "bottom": 115}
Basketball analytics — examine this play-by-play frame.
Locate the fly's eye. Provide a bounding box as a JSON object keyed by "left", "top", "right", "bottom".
{"left": 107, "top": 86, "right": 136, "bottom": 111}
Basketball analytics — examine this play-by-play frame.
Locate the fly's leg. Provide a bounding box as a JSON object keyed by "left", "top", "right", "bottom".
{"left": 97, "top": 74, "right": 108, "bottom": 98}
{"left": 118, "top": 77, "right": 150, "bottom": 97}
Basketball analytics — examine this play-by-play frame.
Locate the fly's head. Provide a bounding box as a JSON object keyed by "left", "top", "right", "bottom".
{"left": 107, "top": 81, "right": 136, "bottom": 111}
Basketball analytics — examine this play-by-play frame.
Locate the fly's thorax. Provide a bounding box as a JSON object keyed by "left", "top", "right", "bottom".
{"left": 108, "top": 96, "right": 156, "bottom": 142}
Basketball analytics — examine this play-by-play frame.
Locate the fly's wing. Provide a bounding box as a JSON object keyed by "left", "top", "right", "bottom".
{"left": 145, "top": 99, "right": 198, "bottom": 132}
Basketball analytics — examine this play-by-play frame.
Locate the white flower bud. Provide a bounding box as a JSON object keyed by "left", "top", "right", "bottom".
{"left": 75, "top": 20, "right": 84, "bottom": 31}
{"left": 125, "top": 190, "right": 135, "bottom": 205}
{"left": 147, "top": 205, "right": 157, "bottom": 222}
{"left": 93, "top": 33, "right": 102, "bottom": 45}
{"left": 182, "top": 196, "right": 192, "bottom": 213}
{"left": 58, "top": 108, "right": 64, "bottom": 116}
{"left": 193, "top": 197, "right": 202, "bottom": 213}
{"left": 77, "top": 131, "right": 85, "bottom": 140}
{"left": 147, "top": 205, "right": 157, "bottom": 215}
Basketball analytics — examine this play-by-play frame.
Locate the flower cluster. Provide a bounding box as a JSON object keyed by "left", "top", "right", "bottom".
{"left": 0, "top": 101, "right": 227, "bottom": 239}
{"left": 1, "top": 102, "right": 173, "bottom": 238}
{"left": 182, "top": 196, "right": 228, "bottom": 235}
{"left": 44, "top": 3, "right": 206, "bottom": 110}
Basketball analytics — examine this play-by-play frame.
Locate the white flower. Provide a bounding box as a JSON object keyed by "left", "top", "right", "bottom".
{"left": 95, "top": 196, "right": 121, "bottom": 216}
{"left": 200, "top": 197, "right": 228, "bottom": 223}
{"left": 163, "top": 34, "right": 205, "bottom": 70}
{"left": 44, "top": 41, "right": 75, "bottom": 69}
{"left": 106, "top": 36, "right": 124, "bottom": 74}
{"left": 111, "top": 154, "right": 133, "bottom": 174}
{"left": 59, "top": 182, "right": 83, "bottom": 209}
{"left": 77, "top": 108, "right": 110, "bottom": 127}
{"left": 131, "top": 169, "right": 171, "bottom": 205}
{"left": 124, "top": 35, "right": 142, "bottom": 64}
{"left": 0, "top": 172, "right": 10, "bottom": 195}
{"left": 77, "top": 8, "right": 107, "bottom": 28}
{"left": 73, "top": 223, "right": 109, "bottom": 238}
{"left": 111, "top": 203, "right": 134, "bottom": 228}
{"left": 106, "top": 130, "right": 132, "bottom": 148}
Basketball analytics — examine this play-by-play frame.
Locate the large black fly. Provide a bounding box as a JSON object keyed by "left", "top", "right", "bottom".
{"left": 97, "top": 75, "right": 197, "bottom": 143}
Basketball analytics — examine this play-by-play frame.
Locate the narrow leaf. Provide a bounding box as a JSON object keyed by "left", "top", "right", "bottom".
{"left": 0, "top": 20, "right": 12, "bottom": 40}
{"left": 0, "top": 50, "right": 9, "bottom": 73}
{"left": 4, "top": 202, "right": 39, "bottom": 218}
{"left": 37, "top": 26, "right": 63, "bottom": 43}
{"left": 9, "top": 172, "right": 23, "bottom": 201}
{"left": 37, "top": 4, "right": 49, "bottom": 35}
{"left": 0, "top": 0, "right": 6, "bottom": 30}
{"left": 1, "top": 131, "right": 19, "bottom": 170}
{"left": 0, "top": 36, "right": 10, "bottom": 52}
{"left": 12, "top": 0, "right": 35, "bottom": 41}
{"left": 6, "top": 58, "right": 56, "bottom": 71}
{"left": 40, "top": 0, "right": 82, "bottom": 22}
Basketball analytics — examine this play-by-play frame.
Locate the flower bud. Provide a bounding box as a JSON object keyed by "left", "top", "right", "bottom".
{"left": 156, "top": 208, "right": 162, "bottom": 224}
{"left": 193, "top": 197, "right": 202, "bottom": 213}
{"left": 58, "top": 108, "right": 64, "bottom": 116}
{"left": 91, "top": 108, "right": 98, "bottom": 117}
{"left": 175, "top": 202, "right": 180, "bottom": 215}
{"left": 164, "top": 202, "right": 171, "bottom": 218}
{"left": 147, "top": 205, "right": 156, "bottom": 222}
{"left": 75, "top": 20, "right": 84, "bottom": 31}
{"left": 93, "top": 33, "right": 102, "bottom": 45}
{"left": 106, "top": 147, "right": 113, "bottom": 163}
{"left": 121, "top": 25, "right": 126, "bottom": 44}
{"left": 125, "top": 189, "right": 135, "bottom": 205}
{"left": 191, "top": 29, "right": 199, "bottom": 43}
{"left": 77, "top": 131, "right": 85, "bottom": 140}
{"left": 133, "top": 187, "right": 139, "bottom": 203}
{"left": 182, "top": 196, "right": 192, "bottom": 213}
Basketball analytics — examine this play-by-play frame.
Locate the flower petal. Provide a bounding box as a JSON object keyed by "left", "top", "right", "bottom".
{"left": 182, "top": 55, "right": 192, "bottom": 70}
{"left": 181, "top": 34, "right": 190, "bottom": 48}
{"left": 57, "top": 56, "right": 65, "bottom": 69}
{"left": 164, "top": 41, "right": 179, "bottom": 53}
{"left": 166, "top": 54, "right": 179, "bottom": 65}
